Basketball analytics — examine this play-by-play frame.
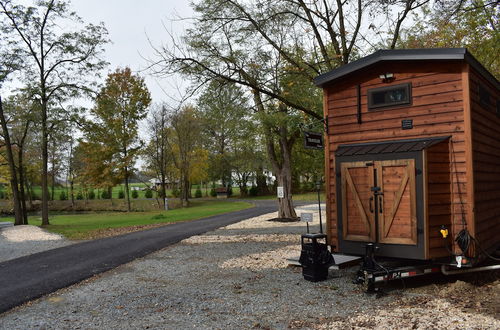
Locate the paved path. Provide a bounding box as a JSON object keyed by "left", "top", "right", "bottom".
{"left": 0, "top": 202, "right": 287, "bottom": 313}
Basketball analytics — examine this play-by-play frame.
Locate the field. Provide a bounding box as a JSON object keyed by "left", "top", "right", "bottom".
{"left": 15, "top": 200, "right": 253, "bottom": 240}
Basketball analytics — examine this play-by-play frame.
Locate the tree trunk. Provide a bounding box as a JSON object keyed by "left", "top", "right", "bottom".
{"left": 70, "top": 179, "right": 75, "bottom": 207}
{"left": 161, "top": 172, "right": 167, "bottom": 210}
{"left": 181, "top": 174, "right": 189, "bottom": 207}
{"left": 124, "top": 165, "right": 131, "bottom": 212}
{"left": 253, "top": 90, "right": 297, "bottom": 219}
{"left": 0, "top": 97, "right": 24, "bottom": 225}
{"left": 275, "top": 167, "right": 296, "bottom": 219}
{"left": 41, "top": 98, "right": 50, "bottom": 225}
{"left": 18, "top": 149, "right": 28, "bottom": 225}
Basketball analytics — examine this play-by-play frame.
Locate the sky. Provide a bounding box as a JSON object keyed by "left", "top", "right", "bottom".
{"left": 70, "top": 0, "right": 194, "bottom": 104}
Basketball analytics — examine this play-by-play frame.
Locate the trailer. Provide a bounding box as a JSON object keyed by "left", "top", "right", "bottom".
{"left": 313, "top": 48, "right": 500, "bottom": 270}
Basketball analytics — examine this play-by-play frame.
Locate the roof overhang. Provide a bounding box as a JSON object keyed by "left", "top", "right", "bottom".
{"left": 314, "top": 48, "right": 499, "bottom": 90}
{"left": 335, "top": 136, "right": 451, "bottom": 157}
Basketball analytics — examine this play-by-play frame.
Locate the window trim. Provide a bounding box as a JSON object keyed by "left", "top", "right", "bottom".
{"left": 368, "top": 82, "right": 412, "bottom": 110}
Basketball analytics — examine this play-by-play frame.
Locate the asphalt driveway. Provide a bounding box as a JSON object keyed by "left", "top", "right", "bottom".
{"left": 0, "top": 201, "right": 282, "bottom": 313}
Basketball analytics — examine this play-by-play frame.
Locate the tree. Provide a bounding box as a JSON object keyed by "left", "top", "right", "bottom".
{"left": 0, "top": 96, "right": 23, "bottom": 225}
{"left": 197, "top": 80, "right": 251, "bottom": 186}
{"left": 150, "top": 0, "right": 426, "bottom": 218}
{"left": 90, "top": 67, "right": 151, "bottom": 211}
{"left": 143, "top": 103, "right": 174, "bottom": 209}
{"left": 398, "top": 0, "right": 499, "bottom": 78}
{"left": 169, "top": 106, "right": 204, "bottom": 206}
{"left": 0, "top": 0, "right": 108, "bottom": 225}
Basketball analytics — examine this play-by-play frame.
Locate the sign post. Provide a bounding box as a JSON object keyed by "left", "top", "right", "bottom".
{"left": 301, "top": 212, "right": 313, "bottom": 233}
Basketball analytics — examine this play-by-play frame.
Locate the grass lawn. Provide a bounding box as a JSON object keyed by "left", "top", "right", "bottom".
{"left": 23, "top": 201, "right": 253, "bottom": 240}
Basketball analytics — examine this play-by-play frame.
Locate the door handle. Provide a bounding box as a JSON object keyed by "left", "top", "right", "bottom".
{"left": 369, "top": 196, "right": 374, "bottom": 213}
{"left": 379, "top": 196, "right": 383, "bottom": 214}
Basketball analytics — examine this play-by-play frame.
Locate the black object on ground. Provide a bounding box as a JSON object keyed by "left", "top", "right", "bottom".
{"left": 299, "top": 233, "right": 333, "bottom": 282}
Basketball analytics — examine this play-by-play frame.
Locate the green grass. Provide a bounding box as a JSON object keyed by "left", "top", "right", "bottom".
{"left": 21, "top": 201, "right": 253, "bottom": 240}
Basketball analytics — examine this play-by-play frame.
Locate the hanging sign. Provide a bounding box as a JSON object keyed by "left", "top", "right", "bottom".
{"left": 304, "top": 131, "right": 323, "bottom": 149}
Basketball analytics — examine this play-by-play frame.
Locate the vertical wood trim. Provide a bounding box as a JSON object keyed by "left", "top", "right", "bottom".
{"left": 323, "top": 89, "right": 332, "bottom": 247}
{"left": 409, "top": 159, "right": 417, "bottom": 244}
{"left": 356, "top": 84, "right": 362, "bottom": 124}
{"left": 341, "top": 165, "right": 348, "bottom": 241}
{"left": 462, "top": 64, "right": 476, "bottom": 237}
{"left": 422, "top": 150, "right": 429, "bottom": 259}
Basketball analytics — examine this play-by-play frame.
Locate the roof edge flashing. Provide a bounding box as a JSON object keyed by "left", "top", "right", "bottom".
{"left": 314, "top": 48, "right": 498, "bottom": 90}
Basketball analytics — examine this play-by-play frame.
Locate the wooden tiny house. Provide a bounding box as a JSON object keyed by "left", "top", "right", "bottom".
{"left": 314, "top": 48, "right": 500, "bottom": 261}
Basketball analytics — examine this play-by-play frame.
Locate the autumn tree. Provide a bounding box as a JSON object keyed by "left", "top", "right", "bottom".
{"left": 0, "top": 0, "right": 108, "bottom": 225}
{"left": 150, "top": 0, "right": 426, "bottom": 218}
{"left": 89, "top": 67, "right": 151, "bottom": 211}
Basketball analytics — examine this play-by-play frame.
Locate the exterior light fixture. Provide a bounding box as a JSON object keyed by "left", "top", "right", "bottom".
{"left": 379, "top": 72, "right": 395, "bottom": 83}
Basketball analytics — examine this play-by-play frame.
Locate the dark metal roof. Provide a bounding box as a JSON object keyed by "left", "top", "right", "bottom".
{"left": 314, "top": 48, "right": 499, "bottom": 90}
{"left": 335, "top": 136, "right": 450, "bottom": 157}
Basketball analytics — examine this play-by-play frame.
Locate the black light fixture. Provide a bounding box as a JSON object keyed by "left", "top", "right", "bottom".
{"left": 379, "top": 72, "right": 395, "bottom": 83}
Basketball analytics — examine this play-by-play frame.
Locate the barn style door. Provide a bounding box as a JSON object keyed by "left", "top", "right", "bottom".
{"left": 375, "top": 159, "right": 417, "bottom": 245}
{"left": 340, "top": 159, "right": 417, "bottom": 246}
{"left": 340, "top": 161, "right": 376, "bottom": 242}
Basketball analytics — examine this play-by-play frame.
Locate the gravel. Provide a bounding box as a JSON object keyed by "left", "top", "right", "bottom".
{"left": 0, "top": 204, "right": 498, "bottom": 329}
{"left": 0, "top": 225, "right": 75, "bottom": 263}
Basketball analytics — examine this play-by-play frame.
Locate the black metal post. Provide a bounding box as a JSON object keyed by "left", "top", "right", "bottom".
{"left": 316, "top": 181, "right": 323, "bottom": 234}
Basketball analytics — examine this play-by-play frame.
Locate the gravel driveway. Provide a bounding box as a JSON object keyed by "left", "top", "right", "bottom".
{"left": 0, "top": 205, "right": 498, "bottom": 329}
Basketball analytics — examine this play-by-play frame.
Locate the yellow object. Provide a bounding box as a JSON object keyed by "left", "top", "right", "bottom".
{"left": 440, "top": 228, "right": 449, "bottom": 238}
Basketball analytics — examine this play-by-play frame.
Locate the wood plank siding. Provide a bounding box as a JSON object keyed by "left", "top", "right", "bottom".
{"left": 469, "top": 67, "right": 500, "bottom": 253}
{"left": 324, "top": 61, "right": 469, "bottom": 254}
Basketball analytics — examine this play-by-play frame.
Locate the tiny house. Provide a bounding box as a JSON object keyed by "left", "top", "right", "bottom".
{"left": 314, "top": 48, "right": 500, "bottom": 261}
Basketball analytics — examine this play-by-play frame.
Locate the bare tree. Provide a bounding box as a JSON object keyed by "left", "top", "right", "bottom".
{"left": 0, "top": 0, "right": 108, "bottom": 225}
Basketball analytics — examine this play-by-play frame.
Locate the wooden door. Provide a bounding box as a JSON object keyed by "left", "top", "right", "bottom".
{"left": 376, "top": 159, "right": 417, "bottom": 245}
{"left": 340, "top": 161, "right": 376, "bottom": 242}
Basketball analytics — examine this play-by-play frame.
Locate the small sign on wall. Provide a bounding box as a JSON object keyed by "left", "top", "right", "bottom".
{"left": 401, "top": 119, "right": 413, "bottom": 130}
{"left": 301, "top": 213, "right": 313, "bottom": 222}
{"left": 277, "top": 186, "right": 284, "bottom": 198}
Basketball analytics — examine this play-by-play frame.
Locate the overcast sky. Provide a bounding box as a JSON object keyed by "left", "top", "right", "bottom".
{"left": 71, "top": 0, "right": 194, "bottom": 104}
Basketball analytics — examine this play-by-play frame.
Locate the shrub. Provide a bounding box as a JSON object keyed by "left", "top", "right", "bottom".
{"left": 31, "top": 192, "right": 39, "bottom": 200}
{"left": 0, "top": 191, "right": 4, "bottom": 199}
{"left": 172, "top": 188, "right": 180, "bottom": 198}
{"left": 88, "top": 190, "right": 96, "bottom": 200}
{"left": 132, "top": 190, "right": 139, "bottom": 199}
{"left": 59, "top": 191, "right": 67, "bottom": 201}
{"left": 195, "top": 188, "right": 202, "bottom": 198}
{"left": 118, "top": 190, "right": 125, "bottom": 199}
{"left": 210, "top": 188, "right": 217, "bottom": 197}
{"left": 249, "top": 185, "right": 258, "bottom": 197}
{"left": 227, "top": 186, "right": 233, "bottom": 197}
{"left": 144, "top": 189, "right": 153, "bottom": 198}
{"left": 101, "top": 190, "right": 110, "bottom": 199}
{"left": 76, "top": 191, "right": 84, "bottom": 200}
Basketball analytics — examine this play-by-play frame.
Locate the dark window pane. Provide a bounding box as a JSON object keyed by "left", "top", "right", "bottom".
{"left": 368, "top": 83, "right": 411, "bottom": 110}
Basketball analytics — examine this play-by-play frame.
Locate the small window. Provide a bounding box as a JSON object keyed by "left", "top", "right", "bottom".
{"left": 368, "top": 83, "right": 411, "bottom": 110}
